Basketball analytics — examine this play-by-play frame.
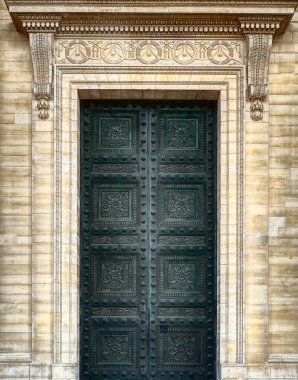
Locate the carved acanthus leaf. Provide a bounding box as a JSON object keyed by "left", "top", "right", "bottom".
{"left": 29, "top": 33, "right": 54, "bottom": 119}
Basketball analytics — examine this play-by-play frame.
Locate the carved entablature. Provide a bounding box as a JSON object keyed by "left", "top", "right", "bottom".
{"left": 4, "top": 0, "right": 298, "bottom": 120}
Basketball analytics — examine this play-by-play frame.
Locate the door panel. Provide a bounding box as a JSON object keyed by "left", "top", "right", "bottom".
{"left": 80, "top": 101, "right": 216, "bottom": 380}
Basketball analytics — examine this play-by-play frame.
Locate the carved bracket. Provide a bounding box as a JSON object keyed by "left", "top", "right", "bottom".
{"left": 246, "top": 34, "right": 273, "bottom": 121}
{"left": 22, "top": 17, "right": 61, "bottom": 119}
{"left": 240, "top": 18, "right": 281, "bottom": 121}
{"left": 29, "top": 33, "right": 54, "bottom": 119}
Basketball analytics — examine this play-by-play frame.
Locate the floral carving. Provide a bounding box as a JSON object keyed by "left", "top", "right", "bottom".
{"left": 92, "top": 163, "right": 138, "bottom": 174}
{"left": 159, "top": 235, "right": 204, "bottom": 246}
{"left": 160, "top": 308, "right": 204, "bottom": 318}
{"left": 101, "top": 191, "right": 130, "bottom": 218}
{"left": 166, "top": 121, "right": 197, "bottom": 148}
{"left": 100, "top": 119, "right": 131, "bottom": 148}
{"left": 168, "top": 263, "right": 196, "bottom": 291}
{"left": 102, "top": 263, "right": 129, "bottom": 291}
{"left": 65, "top": 39, "right": 91, "bottom": 63}
{"left": 101, "top": 43, "right": 125, "bottom": 64}
{"left": 93, "top": 235, "right": 138, "bottom": 245}
{"left": 37, "top": 98, "right": 50, "bottom": 119}
{"left": 100, "top": 335, "right": 129, "bottom": 361}
{"left": 159, "top": 164, "right": 204, "bottom": 174}
{"left": 167, "top": 191, "right": 196, "bottom": 219}
{"left": 136, "top": 41, "right": 162, "bottom": 64}
{"left": 172, "top": 42, "right": 196, "bottom": 64}
{"left": 93, "top": 307, "right": 137, "bottom": 317}
{"left": 167, "top": 334, "right": 195, "bottom": 362}
{"left": 207, "top": 40, "right": 241, "bottom": 64}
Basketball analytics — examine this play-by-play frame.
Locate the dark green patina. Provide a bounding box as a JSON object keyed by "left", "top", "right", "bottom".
{"left": 80, "top": 101, "right": 217, "bottom": 380}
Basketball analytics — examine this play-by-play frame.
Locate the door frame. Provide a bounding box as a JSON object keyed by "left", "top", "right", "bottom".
{"left": 48, "top": 65, "right": 246, "bottom": 379}
{"left": 79, "top": 100, "right": 218, "bottom": 379}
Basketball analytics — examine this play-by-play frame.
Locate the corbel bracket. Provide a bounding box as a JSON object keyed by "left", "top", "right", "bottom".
{"left": 240, "top": 17, "right": 281, "bottom": 121}
{"left": 22, "top": 17, "right": 61, "bottom": 119}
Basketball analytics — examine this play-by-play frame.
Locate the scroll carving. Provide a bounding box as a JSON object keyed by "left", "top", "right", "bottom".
{"left": 29, "top": 33, "right": 54, "bottom": 119}
{"left": 246, "top": 34, "right": 273, "bottom": 121}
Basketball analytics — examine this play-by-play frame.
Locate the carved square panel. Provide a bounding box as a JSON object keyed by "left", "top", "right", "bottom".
{"left": 157, "top": 254, "right": 206, "bottom": 299}
{"left": 166, "top": 190, "right": 196, "bottom": 219}
{"left": 91, "top": 327, "right": 138, "bottom": 369}
{"left": 158, "top": 111, "right": 205, "bottom": 154}
{"left": 100, "top": 190, "right": 131, "bottom": 218}
{"left": 166, "top": 119, "right": 197, "bottom": 149}
{"left": 99, "top": 118, "right": 132, "bottom": 148}
{"left": 158, "top": 184, "right": 205, "bottom": 226}
{"left": 92, "top": 110, "right": 139, "bottom": 154}
{"left": 92, "top": 254, "right": 138, "bottom": 298}
{"left": 158, "top": 327, "right": 205, "bottom": 369}
{"left": 93, "top": 184, "right": 139, "bottom": 226}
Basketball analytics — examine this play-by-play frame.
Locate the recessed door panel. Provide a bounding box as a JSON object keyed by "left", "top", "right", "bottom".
{"left": 80, "top": 101, "right": 216, "bottom": 380}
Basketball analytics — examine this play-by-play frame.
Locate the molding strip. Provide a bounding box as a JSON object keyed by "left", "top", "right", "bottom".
{"left": 0, "top": 353, "right": 32, "bottom": 363}
{"left": 269, "top": 354, "right": 298, "bottom": 363}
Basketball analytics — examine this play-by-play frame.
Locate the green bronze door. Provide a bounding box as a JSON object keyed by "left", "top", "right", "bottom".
{"left": 80, "top": 101, "right": 216, "bottom": 380}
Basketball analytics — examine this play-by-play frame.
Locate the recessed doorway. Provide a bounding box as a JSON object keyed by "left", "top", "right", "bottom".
{"left": 80, "top": 100, "right": 217, "bottom": 380}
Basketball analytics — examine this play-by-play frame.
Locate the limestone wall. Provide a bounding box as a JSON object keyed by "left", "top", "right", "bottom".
{"left": 0, "top": 0, "right": 32, "bottom": 363}
{"left": 0, "top": 0, "right": 298, "bottom": 378}
{"left": 269, "top": 10, "right": 298, "bottom": 364}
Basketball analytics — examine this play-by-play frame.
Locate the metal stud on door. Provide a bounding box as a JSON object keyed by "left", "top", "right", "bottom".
{"left": 80, "top": 101, "right": 217, "bottom": 380}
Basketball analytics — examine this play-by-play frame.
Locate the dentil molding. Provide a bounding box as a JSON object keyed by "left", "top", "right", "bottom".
{"left": 5, "top": 0, "right": 298, "bottom": 120}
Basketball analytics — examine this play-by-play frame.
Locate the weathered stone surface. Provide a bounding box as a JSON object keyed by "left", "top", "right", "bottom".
{"left": 0, "top": 0, "right": 32, "bottom": 364}
{"left": 0, "top": 0, "right": 298, "bottom": 378}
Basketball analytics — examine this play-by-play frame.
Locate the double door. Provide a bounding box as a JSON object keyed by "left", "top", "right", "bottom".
{"left": 80, "top": 101, "right": 216, "bottom": 379}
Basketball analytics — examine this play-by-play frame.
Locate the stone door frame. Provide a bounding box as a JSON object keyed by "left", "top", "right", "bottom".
{"left": 48, "top": 64, "right": 245, "bottom": 378}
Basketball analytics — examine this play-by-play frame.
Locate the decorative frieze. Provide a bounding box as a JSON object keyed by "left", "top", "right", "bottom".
{"left": 56, "top": 39, "right": 243, "bottom": 66}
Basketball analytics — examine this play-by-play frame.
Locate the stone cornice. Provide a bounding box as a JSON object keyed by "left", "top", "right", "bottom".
{"left": 4, "top": 0, "right": 298, "bottom": 7}
{"left": 20, "top": 15, "right": 61, "bottom": 33}
{"left": 6, "top": 13, "right": 294, "bottom": 38}
{"left": 5, "top": 0, "right": 298, "bottom": 37}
